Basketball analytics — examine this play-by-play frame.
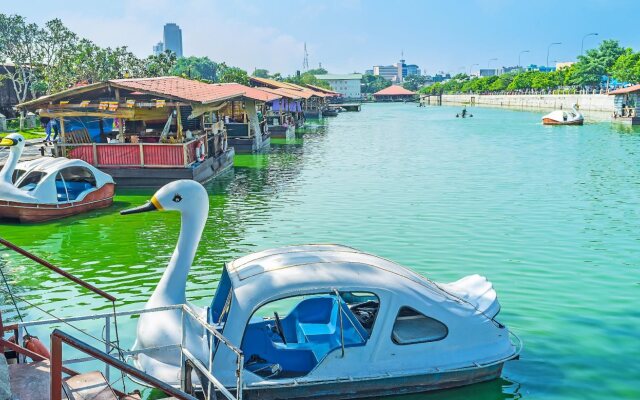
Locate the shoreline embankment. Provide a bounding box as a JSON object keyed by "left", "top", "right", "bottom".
{"left": 431, "top": 94, "right": 614, "bottom": 113}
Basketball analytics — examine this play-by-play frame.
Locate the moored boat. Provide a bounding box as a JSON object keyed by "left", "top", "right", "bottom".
{"left": 122, "top": 180, "right": 522, "bottom": 399}
{"left": 542, "top": 104, "right": 584, "bottom": 125}
{"left": 0, "top": 133, "right": 115, "bottom": 223}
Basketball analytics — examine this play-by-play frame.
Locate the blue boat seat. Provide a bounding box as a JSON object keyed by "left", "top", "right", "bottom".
{"left": 56, "top": 180, "right": 94, "bottom": 202}
{"left": 241, "top": 295, "right": 369, "bottom": 379}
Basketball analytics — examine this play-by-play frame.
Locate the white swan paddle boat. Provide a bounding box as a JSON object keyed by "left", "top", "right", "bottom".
{"left": 0, "top": 133, "right": 115, "bottom": 222}
{"left": 122, "top": 180, "right": 522, "bottom": 399}
{"left": 542, "top": 104, "right": 584, "bottom": 125}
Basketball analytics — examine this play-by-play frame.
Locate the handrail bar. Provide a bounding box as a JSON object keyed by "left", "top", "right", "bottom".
{"left": 1, "top": 304, "right": 183, "bottom": 331}
{"left": 182, "top": 347, "right": 237, "bottom": 400}
{"left": 0, "top": 237, "right": 116, "bottom": 302}
{"left": 181, "top": 305, "right": 243, "bottom": 356}
{"left": 50, "top": 328, "right": 197, "bottom": 400}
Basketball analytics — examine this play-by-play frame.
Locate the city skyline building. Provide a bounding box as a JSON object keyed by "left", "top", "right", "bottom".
{"left": 152, "top": 41, "right": 164, "bottom": 56}
{"left": 372, "top": 58, "right": 421, "bottom": 82}
{"left": 163, "top": 23, "right": 183, "bottom": 57}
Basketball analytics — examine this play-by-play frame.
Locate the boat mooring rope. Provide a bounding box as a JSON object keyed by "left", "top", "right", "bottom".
{"left": 0, "top": 261, "right": 31, "bottom": 336}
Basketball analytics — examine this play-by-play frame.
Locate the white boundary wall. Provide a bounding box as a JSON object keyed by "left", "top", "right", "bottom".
{"left": 440, "top": 94, "right": 614, "bottom": 112}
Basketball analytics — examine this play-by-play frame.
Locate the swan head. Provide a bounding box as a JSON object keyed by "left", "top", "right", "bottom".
{"left": 121, "top": 179, "right": 209, "bottom": 216}
{"left": 0, "top": 133, "right": 26, "bottom": 152}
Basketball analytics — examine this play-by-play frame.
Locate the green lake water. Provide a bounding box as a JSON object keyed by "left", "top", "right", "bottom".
{"left": 1, "top": 103, "right": 639, "bottom": 399}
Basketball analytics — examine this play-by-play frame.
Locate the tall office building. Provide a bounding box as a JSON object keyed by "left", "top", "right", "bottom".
{"left": 163, "top": 23, "right": 183, "bottom": 58}
{"left": 152, "top": 42, "right": 164, "bottom": 56}
{"left": 373, "top": 59, "right": 421, "bottom": 83}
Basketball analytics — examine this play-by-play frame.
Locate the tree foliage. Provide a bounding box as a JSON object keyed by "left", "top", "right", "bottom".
{"left": 571, "top": 40, "right": 626, "bottom": 87}
{"left": 403, "top": 74, "right": 427, "bottom": 91}
{"left": 252, "top": 68, "right": 270, "bottom": 78}
{"left": 172, "top": 56, "right": 217, "bottom": 81}
{"left": 611, "top": 49, "right": 640, "bottom": 83}
{"left": 217, "top": 63, "right": 249, "bottom": 85}
{"left": 361, "top": 73, "right": 391, "bottom": 93}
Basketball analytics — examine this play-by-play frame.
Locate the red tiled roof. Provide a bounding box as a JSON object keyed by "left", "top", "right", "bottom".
{"left": 220, "top": 83, "right": 281, "bottom": 102}
{"left": 373, "top": 85, "right": 416, "bottom": 96}
{"left": 259, "top": 87, "right": 303, "bottom": 100}
{"left": 608, "top": 84, "right": 640, "bottom": 95}
{"left": 110, "top": 77, "right": 246, "bottom": 104}
{"left": 306, "top": 84, "right": 341, "bottom": 96}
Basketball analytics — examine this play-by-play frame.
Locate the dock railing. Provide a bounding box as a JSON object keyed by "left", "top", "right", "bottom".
{"left": 2, "top": 304, "right": 244, "bottom": 400}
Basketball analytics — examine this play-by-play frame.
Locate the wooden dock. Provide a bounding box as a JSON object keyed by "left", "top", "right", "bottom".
{"left": 328, "top": 103, "right": 362, "bottom": 112}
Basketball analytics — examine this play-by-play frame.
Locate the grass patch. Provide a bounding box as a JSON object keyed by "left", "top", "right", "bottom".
{"left": 17, "top": 128, "right": 46, "bottom": 139}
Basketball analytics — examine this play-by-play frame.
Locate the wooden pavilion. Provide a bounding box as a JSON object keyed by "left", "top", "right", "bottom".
{"left": 609, "top": 84, "right": 640, "bottom": 125}
{"left": 18, "top": 77, "right": 278, "bottom": 187}
{"left": 373, "top": 86, "right": 416, "bottom": 102}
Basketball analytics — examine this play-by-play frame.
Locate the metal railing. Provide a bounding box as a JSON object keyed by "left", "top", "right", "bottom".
{"left": 50, "top": 328, "right": 197, "bottom": 400}
{"left": 4, "top": 304, "right": 244, "bottom": 400}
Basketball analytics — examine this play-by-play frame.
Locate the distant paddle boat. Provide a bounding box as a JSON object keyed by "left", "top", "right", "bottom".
{"left": 123, "top": 180, "right": 522, "bottom": 399}
{"left": 542, "top": 104, "right": 584, "bottom": 125}
{"left": 0, "top": 133, "right": 115, "bottom": 223}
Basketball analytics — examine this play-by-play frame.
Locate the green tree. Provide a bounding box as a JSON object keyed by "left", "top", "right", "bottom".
{"left": 0, "top": 14, "right": 43, "bottom": 104}
{"left": 611, "top": 49, "right": 640, "bottom": 83}
{"left": 285, "top": 71, "right": 331, "bottom": 89}
{"left": 306, "top": 67, "right": 327, "bottom": 75}
{"left": 217, "top": 63, "right": 249, "bottom": 85}
{"left": 144, "top": 50, "right": 177, "bottom": 77}
{"left": 571, "top": 39, "right": 626, "bottom": 88}
{"left": 361, "top": 73, "right": 391, "bottom": 93}
{"left": 171, "top": 56, "right": 217, "bottom": 81}
{"left": 403, "top": 74, "right": 427, "bottom": 91}
{"left": 252, "top": 68, "right": 270, "bottom": 78}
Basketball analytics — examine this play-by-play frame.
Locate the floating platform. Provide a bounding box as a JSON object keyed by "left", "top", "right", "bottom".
{"left": 268, "top": 125, "right": 295, "bottom": 139}
{"left": 227, "top": 134, "right": 270, "bottom": 154}
{"left": 611, "top": 116, "right": 640, "bottom": 125}
{"left": 328, "top": 103, "right": 362, "bottom": 112}
{"left": 101, "top": 149, "right": 234, "bottom": 188}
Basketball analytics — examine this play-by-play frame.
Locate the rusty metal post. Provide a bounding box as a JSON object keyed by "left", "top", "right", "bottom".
{"left": 50, "top": 334, "right": 63, "bottom": 400}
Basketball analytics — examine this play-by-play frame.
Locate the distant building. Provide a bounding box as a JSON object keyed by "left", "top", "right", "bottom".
{"left": 433, "top": 73, "right": 451, "bottom": 83}
{"left": 315, "top": 74, "right": 362, "bottom": 99}
{"left": 373, "top": 59, "right": 421, "bottom": 83}
{"left": 163, "top": 23, "right": 183, "bottom": 58}
{"left": 364, "top": 69, "right": 374, "bottom": 75}
{"left": 373, "top": 65, "right": 400, "bottom": 82}
{"left": 478, "top": 69, "right": 497, "bottom": 77}
{"left": 497, "top": 66, "right": 521, "bottom": 75}
{"left": 556, "top": 61, "right": 575, "bottom": 70}
{"left": 152, "top": 42, "right": 164, "bottom": 56}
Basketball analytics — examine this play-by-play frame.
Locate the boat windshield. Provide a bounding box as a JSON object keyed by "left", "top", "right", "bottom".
{"left": 11, "top": 169, "right": 26, "bottom": 184}
{"left": 241, "top": 291, "right": 379, "bottom": 379}
{"left": 56, "top": 166, "right": 97, "bottom": 202}
{"left": 17, "top": 171, "right": 46, "bottom": 191}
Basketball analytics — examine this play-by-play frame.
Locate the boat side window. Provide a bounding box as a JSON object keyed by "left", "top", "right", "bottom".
{"left": 391, "top": 307, "right": 448, "bottom": 345}
{"left": 17, "top": 171, "right": 46, "bottom": 191}
{"left": 12, "top": 169, "right": 26, "bottom": 184}
{"left": 57, "top": 167, "right": 97, "bottom": 201}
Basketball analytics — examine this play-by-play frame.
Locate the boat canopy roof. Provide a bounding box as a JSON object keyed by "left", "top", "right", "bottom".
{"left": 225, "top": 244, "right": 447, "bottom": 306}
{"left": 10, "top": 158, "right": 113, "bottom": 204}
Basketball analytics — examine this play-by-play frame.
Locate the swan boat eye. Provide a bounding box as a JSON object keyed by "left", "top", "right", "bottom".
{"left": 173, "top": 194, "right": 183, "bottom": 203}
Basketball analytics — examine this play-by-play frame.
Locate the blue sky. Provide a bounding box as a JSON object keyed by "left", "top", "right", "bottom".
{"left": 3, "top": 0, "right": 640, "bottom": 76}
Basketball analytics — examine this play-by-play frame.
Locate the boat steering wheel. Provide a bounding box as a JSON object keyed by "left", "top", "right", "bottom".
{"left": 273, "top": 312, "right": 287, "bottom": 344}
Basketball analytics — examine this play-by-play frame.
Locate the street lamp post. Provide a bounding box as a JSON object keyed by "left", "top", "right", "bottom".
{"left": 546, "top": 42, "right": 561, "bottom": 69}
{"left": 469, "top": 63, "right": 479, "bottom": 76}
{"left": 488, "top": 58, "right": 497, "bottom": 68}
{"left": 518, "top": 50, "right": 530, "bottom": 69}
{"left": 581, "top": 32, "right": 598, "bottom": 55}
